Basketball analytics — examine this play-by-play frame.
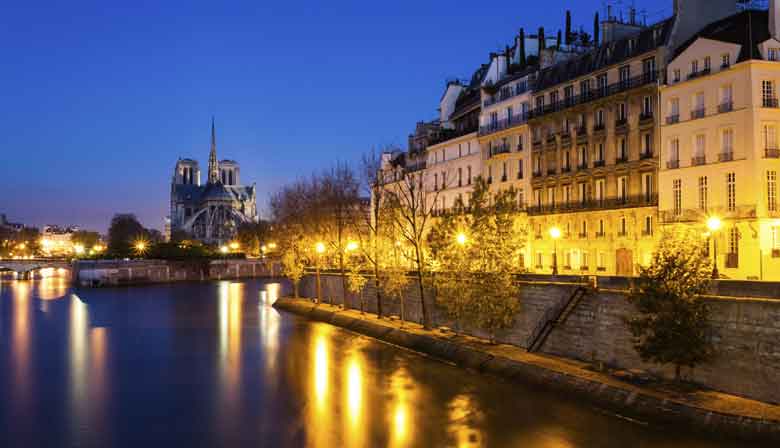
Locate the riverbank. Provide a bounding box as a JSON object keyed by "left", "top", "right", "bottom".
{"left": 274, "top": 297, "right": 780, "bottom": 442}
{"left": 74, "top": 259, "right": 279, "bottom": 286}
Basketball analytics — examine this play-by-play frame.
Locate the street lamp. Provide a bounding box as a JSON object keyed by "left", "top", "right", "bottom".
{"left": 456, "top": 232, "right": 467, "bottom": 246}
{"left": 315, "top": 242, "right": 326, "bottom": 304}
{"left": 549, "top": 227, "right": 562, "bottom": 276}
{"left": 219, "top": 245, "right": 229, "bottom": 255}
{"left": 707, "top": 216, "right": 722, "bottom": 279}
{"left": 229, "top": 241, "right": 240, "bottom": 252}
{"left": 346, "top": 241, "right": 359, "bottom": 252}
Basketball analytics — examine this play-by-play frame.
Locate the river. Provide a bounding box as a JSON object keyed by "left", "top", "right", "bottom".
{"left": 0, "top": 278, "right": 760, "bottom": 447}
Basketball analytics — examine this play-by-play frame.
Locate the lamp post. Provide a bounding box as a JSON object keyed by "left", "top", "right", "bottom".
{"left": 456, "top": 232, "right": 467, "bottom": 246}
{"left": 707, "top": 216, "right": 722, "bottom": 279}
{"left": 549, "top": 227, "right": 562, "bottom": 276}
{"left": 315, "top": 242, "right": 326, "bottom": 304}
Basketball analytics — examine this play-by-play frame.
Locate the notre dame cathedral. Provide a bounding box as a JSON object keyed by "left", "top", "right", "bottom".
{"left": 169, "top": 119, "right": 258, "bottom": 245}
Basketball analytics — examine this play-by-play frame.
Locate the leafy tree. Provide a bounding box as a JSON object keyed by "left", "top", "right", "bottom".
{"left": 626, "top": 227, "right": 715, "bottom": 381}
{"left": 281, "top": 249, "right": 306, "bottom": 298}
{"left": 428, "top": 178, "right": 525, "bottom": 342}
{"left": 345, "top": 254, "right": 368, "bottom": 313}
{"left": 107, "top": 214, "right": 148, "bottom": 256}
{"left": 71, "top": 231, "right": 101, "bottom": 249}
{"left": 236, "top": 221, "right": 271, "bottom": 257}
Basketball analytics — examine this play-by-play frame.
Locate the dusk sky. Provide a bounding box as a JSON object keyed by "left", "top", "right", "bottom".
{"left": 1, "top": 0, "right": 668, "bottom": 233}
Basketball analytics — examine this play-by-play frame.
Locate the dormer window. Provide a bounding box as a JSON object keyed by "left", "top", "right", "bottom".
{"left": 673, "top": 69, "right": 681, "bottom": 83}
{"left": 692, "top": 60, "right": 699, "bottom": 75}
{"left": 769, "top": 48, "right": 780, "bottom": 61}
{"left": 704, "top": 56, "right": 711, "bottom": 72}
{"left": 628, "top": 39, "right": 635, "bottom": 53}
{"left": 722, "top": 53, "right": 731, "bottom": 68}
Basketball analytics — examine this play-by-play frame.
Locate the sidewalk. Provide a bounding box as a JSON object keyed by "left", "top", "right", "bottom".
{"left": 274, "top": 297, "right": 780, "bottom": 442}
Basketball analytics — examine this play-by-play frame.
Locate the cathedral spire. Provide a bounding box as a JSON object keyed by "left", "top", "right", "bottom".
{"left": 208, "top": 117, "right": 220, "bottom": 184}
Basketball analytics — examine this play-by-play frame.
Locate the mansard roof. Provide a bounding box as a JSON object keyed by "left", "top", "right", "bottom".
{"left": 673, "top": 10, "right": 768, "bottom": 63}
{"left": 535, "top": 18, "right": 674, "bottom": 92}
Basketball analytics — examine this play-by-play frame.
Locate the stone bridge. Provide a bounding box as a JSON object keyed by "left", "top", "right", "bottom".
{"left": 0, "top": 259, "right": 73, "bottom": 279}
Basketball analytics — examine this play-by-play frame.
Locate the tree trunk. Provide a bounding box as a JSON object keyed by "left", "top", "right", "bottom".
{"left": 675, "top": 364, "right": 682, "bottom": 381}
{"left": 374, "top": 270, "right": 382, "bottom": 318}
{"left": 414, "top": 244, "right": 431, "bottom": 329}
{"left": 293, "top": 281, "right": 299, "bottom": 298}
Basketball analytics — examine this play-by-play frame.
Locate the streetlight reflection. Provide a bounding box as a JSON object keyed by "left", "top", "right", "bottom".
{"left": 448, "top": 394, "right": 484, "bottom": 448}
{"left": 344, "top": 351, "right": 365, "bottom": 448}
{"left": 389, "top": 367, "right": 414, "bottom": 448}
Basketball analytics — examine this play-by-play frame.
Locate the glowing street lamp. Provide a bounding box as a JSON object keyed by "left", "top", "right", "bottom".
{"left": 134, "top": 241, "right": 148, "bottom": 257}
{"left": 456, "top": 232, "right": 467, "bottom": 246}
{"left": 74, "top": 244, "right": 85, "bottom": 256}
{"left": 549, "top": 227, "right": 562, "bottom": 276}
{"left": 707, "top": 216, "right": 722, "bottom": 279}
{"left": 219, "top": 245, "right": 229, "bottom": 255}
{"left": 315, "top": 242, "right": 326, "bottom": 304}
{"left": 229, "top": 241, "right": 240, "bottom": 251}
{"left": 346, "top": 241, "right": 359, "bottom": 252}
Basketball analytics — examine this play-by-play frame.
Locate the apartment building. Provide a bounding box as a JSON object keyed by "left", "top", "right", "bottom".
{"left": 660, "top": 7, "right": 780, "bottom": 280}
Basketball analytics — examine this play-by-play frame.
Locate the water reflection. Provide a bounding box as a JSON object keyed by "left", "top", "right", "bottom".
{"left": 217, "top": 281, "right": 244, "bottom": 434}
{"left": 344, "top": 350, "right": 365, "bottom": 448}
{"left": 389, "top": 368, "right": 414, "bottom": 448}
{"left": 308, "top": 324, "right": 333, "bottom": 448}
{"left": 10, "top": 281, "right": 33, "bottom": 423}
{"left": 448, "top": 394, "right": 484, "bottom": 448}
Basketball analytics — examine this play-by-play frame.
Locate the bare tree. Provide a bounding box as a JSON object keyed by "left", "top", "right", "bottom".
{"left": 384, "top": 162, "right": 450, "bottom": 329}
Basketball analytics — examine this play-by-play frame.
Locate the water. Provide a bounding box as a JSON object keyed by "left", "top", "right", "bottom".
{"left": 0, "top": 278, "right": 760, "bottom": 447}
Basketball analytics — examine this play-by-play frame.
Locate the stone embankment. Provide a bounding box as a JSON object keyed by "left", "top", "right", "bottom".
{"left": 275, "top": 297, "right": 780, "bottom": 442}
{"left": 74, "top": 259, "right": 279, "bottom": 286}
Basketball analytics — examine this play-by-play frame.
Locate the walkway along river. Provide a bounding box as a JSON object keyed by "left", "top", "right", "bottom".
{"left": 0, "top": 278, "right": 768, "bottom": 447}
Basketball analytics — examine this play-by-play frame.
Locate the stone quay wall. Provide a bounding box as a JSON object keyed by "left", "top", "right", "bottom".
{"left": 75, "top": 259, "right": 280, "bottom": 287}
{"left": 298, "top": 273, "right": 780, "bottom": 405}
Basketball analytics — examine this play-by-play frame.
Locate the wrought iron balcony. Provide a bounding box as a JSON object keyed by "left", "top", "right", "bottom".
{"left": 687, "top": 68, "right": 711, "bottom": 80}
{"left": 666, "top": 115, "right": 680, "bottom": 124}
{"left": 547, "top": 168, "right": 557, "bottom": 176}
{"left": 666, "top": 159, "right": 680, "bottom": 169}
{"left": 616, "top": 155, "right": 628, "bottom": 164}
{"left": 766, "top": 147, "right": 780, "bottom": 158}
{"left": 529, "top": 71, "right": 659, "bottom": 121}
{"left": 691, "top": 108, "right": 706, "bottom": 119}
{"left": 479, "top": 113, "right": 530, "bottom": 137}
{"left": 639, "top": 112, "right": 654, "bottom": 125}
{"left": 640, "top": 150, "right": 655, "bottom": 160}
{"left": 490, "top": 144, "right": 511, "bottom": 157}
{"left": 560, "top": 133, "right": 572, "bottom": 146}
{"left": 593, "top": 160, "right": 606, "bottom": 168}
{"left": 526, "top": 194, "right": 659, "bottom": 215}
{"left": 404, "top": 161, "right": 427, "bottom": 173}
{"left": 718, "top": 152, "right": 734, "bottom": 162}
{"left": 763, "top": 98, "right": 779, "bottom": 108}
{"left": 718, "top": 102, "right": 733, "bottom": 113}
{"left": 615, "top": 119, "right": 629, "bottom": 133}
{"left": 577, "top": 162, "right": 588, "bottom": 170}
{"left": 691, "top": 155, "right": 706, "bottom": 166}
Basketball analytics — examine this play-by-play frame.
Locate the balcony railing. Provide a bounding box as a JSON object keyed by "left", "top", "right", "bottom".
{"left": 691, "top": 108, "right": 706, "bottom": 119}
{"left": 767, "top": 147, "right": 780, "bottom": 158}
{"left": 547, "top": 168, "right": 557, "bottom": 175}
{"left": 718, "top": 152, "right": 734, "bottom": 162}
{"left": 666, "top": 114, "right": 680, "bottom": 125}
{"left": 616, "top": 155, "right": 628, "bottom": 164}
{"left": 593, "top": 124, "right": 606, "bottom": 135}
{"left": 479, "top": 113, "right": 531, "bottom": 137}
{"left": 489, "top": 144, "right": 511, "bottom": 157}
{"left": 763, "top": 98, "right": 779, "bottom": 108}
{"left": 532, "top": 170, "right": 543, "bottom": 178}
{"left": 404, "top": 161, "right": 427, "bottom": 173}
{"left": 687, "top": 68, "right": 711, "bottom": 80}
{"left": 527, "top": 194, "right": 659, "bottom": 215}
{"left": 560, "top": 133, "right": 572, "bottom": 146}
{"left": 718, "top": 101, "right": 733, "bottom": 113}
{"left": 483, "top": 82, "right": 533, "bottom": 108}
{"left": 640, "top": 150, "right": 655, "bottom": 160}
{"left": 639, "top": 112, "right": 654, "bottom": 125}
{"left": 593, "top": 160, "right": 606, "bottom": 168}
{"left": 577, "top": 162, "right": 588, "bottom": 170}
{"left": 615, "top": 119, "right": 628, "bottom": 133}
{"left": 691, "top": 155, "right": 707, "bottom": 166}
{"left": 667, "top": 159, "right": 680, "bottom": 169}
{"left": 561, "top": 166, "right": 571, "bottom": 173}
{"left": 529, "top": 71, "right": 659, "bottom": 121}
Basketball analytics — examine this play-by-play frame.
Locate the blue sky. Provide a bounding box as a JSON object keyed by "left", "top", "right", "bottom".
{"left": 0, "top": 0, "right": 668, "bottom": 232}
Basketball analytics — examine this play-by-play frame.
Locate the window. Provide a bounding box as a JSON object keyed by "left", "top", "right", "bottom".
{"left": 595, "top": 109, "right": 605, "bottom": 127}
{"left": 518, "top": 159, "right": 524, "bottom": 179}
{"left": 534, "top": 189, "right": 542, "bottom": 208}
{"left": 670, "top": 97, "right": 680, "bottom": 118}
{"left": 434, "top": 173, "right": 438, "bottom": 190}
{"left": 535, "top": 96, "right": 545, "bottom": 110}
{"left": 518, "top": 134, "right": 524, "bottom": 151}
{"left": 642, "top": 96, "right": 653, "bottom": 116}
{"left": 597, "top": 74, "right": 608, "bottom": 93}
{"left": 458, "top": 144, "right": 462, "bottom": 158}
{"left": 564, "top": 85, "right": 574, "bottom": 103}
{"left": 698, "top": 176, "right": 708, "bottom": 211}
{"left": 769, "top": 171, "right": 778, "bottom": 212}
{"left": 642, "top": 133, "right": 653, "bottom": 156}
{"left": 578, "top": 182, "right": 588, "bottom": 204}
{"left": 563, "top": 184, "right": 572, "bottom": 204}
{"left": 518, "top": 189, "right": 525, "bottom": 208}
{"left": 722, "top": 53, "right": 730, "bottom": 68}
{"left": 769, "top": 48, "right": 780, "bottom": 61}
{"left": 618, "top": 176, "right": 628, "bottom": 201}
{"left": 620, "top": 217, "right": 627, "bottom": 236}
{"left": 467, "top": 166, "right": 472, "bottom": 185}
{"left": 644, "top": 216, "right": 653, "bottom": 236}
{"left": 581, "top": 251, "right": 590, "bottom": 269}
{"left": 502, "top": 162, "right": 507, "bottom": 181}
{"left": 704, "top": 56, "right": 711, "bottom": 71}
{"left": 458, "top": 167, "right": 462, "bottom": 187}
{"left": 596, "top": 143, "right": 605, "bottom": 162}
{"left": 673, "top": 69, "right": 681, "bottom": 82}
{"left": 598, "top": 219, "right": 605, "bottom": 236}
{"left": 719, "top": 129, "right": 733, "bottom": 157}
{"left": 763, "top": 80, "right": 776, "bottom": 107}
{"left": 598, "top": 252, "right": 606, "bottom": 270}
{"left": 548, "top": 187, "right": 556, "bottom": 207}
{"left": 595, "top": 178, "right": 606, "bottom": 202}
{"left": 536, "top": 252, "right": 543, "bottom": 269}
{"left": 764, "top": 124, "right": 777, "bottom": 149}
{"left": 618, "top": 137, "right": 628, "bottom": 160}
{"left": 618, "top": 103, "right": 627, "bottom": 121}
{"left": 563, "top": 150, "right": 570, "bottom": 169}
{"left": 772, "top": 227, "right": 780, "bottom": 252}
{"left": 673, "top": 179, "right": 682, "bottom": 215}
{"left": 669, "top": 138, "right": 680, "bottom": 163}
{"left": 721, "top": 84, "right": 733, "bottom": 106}
{"left": 579, "top": 145, "right": 588, "bottom": 167}
{"left": 727, "top": 172, "right": 736, "bottom": 212}
{"left": 580, "top": 79, "right": 590, "bottom": 96}
{"left": 695, "top": 134, "right": 706, "bottom": 158}
{"left": 581, "top": 220, "right": 588, "bottom": 237}
{"left": 728, "top": 227, "right": 739, "bottom": 256}
{"left": 642, "top": 172, "right": 654, "bottom": 201}
{"left": 691, "top": 60, "right": 699, "bottom": 74}
{"left": 619, "top": 65, "right": 631, "bottom": 84}
{"left": 643, "top": 57, "right": 656, "bottom": 75}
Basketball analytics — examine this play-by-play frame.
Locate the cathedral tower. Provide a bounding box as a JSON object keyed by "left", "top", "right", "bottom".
{"left": 208, "top": 117, "right": 220, "bottom": 184}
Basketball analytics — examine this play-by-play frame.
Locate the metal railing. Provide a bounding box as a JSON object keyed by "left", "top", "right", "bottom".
{"left": 691, "top": 155, "right": 707, "bottom": 166}
{"left": 667, "top": 159, "right": 680, "bottom": 169}
{"left": 666, "top": 114, "right": 679, "bottom": 124}
{"left": 529, "top": 71, "right": 659, "bottom": 121}
{"left": 489, "top": 144, "right": 511, "bottom": 157}
{"left": 763, "top": 98, "right": 779, "bottom": 108}
{"left": 691, "top": 108, "right": 706, "bottom": 119}
{"left": 767, "top": 147, "right": 780, "bottom": 158}
{"left": 527, "top": 194, "right": 659, "bottom": 215}
{"left": 479, "top": 113, "right": 531, "bottom": 136}
{"left": 718, "top": 152, "right": 734, "bottom": 162}
{"left": 718, "top": 101, "right": 733, "bottom": 113}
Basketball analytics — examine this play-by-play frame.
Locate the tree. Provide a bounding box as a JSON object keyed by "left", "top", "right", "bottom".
{"left": 345, "top": 252, "right": 368, "bottom": 313}
{"left": 108, "top": 214, "right": 148, "bottom": 256}
{"left": 281, "top": 249, "right": 306, "bottom": 298}
{"left": 71, "top": 231, "right": 101, "bottom": 249}
{"left": 428, "top": 178, "right": 525, "bottom": 342}
{"left": 384, "top": 161, "right": 447, "bottom": 329}
{"left": 626, "top": 227, "right": 715, "bottom": 381}
{"left": 236, "top": 221, "right": 271, "bottom": 256}
{"left": 271, "top": 180, "right": 313, "bottom": 299}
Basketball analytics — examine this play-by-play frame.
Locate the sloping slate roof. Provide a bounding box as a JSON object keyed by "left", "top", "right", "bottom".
{"left": 172, "top": 184, "right": 203, "bottom": 202}
{"left": 201, "top": 183, "right": 235, "bottom": 202}
{"left": 535, "top": 18, "right": 674, "bottom": 91}
{"left": 673, "top": 10, "right": 768, "bottom": 62}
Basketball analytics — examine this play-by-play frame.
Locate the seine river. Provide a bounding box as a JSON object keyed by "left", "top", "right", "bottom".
{"left": 0, "top": 278, "right": 763, "bottom": 447}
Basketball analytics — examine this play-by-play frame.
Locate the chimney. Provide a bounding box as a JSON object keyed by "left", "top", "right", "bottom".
{"left": 772, "top": 0, "right": 780, "bottom": 41}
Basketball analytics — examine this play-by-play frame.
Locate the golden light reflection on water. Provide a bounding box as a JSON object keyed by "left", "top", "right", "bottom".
{"left": 343, "top": 349, "right": 366, "bottom": 448}
{"left": 36, "top": 276, "right": 69, "bottom": 301}
{"left": 389, "top": 367, "right": 415, "bottom": 448}
{"left": 11, "top": 281, "right": 32, "bottom": 415}
{"left": 259, "top": 284, "right": 280, "bottom": 376}
{"left": 307, "top": 324, "right": 333, "bottom": 448}
{"left": 448, "top": 394, "right": 484, "bottom": 448}
{"left": 69, "top": 294, "right": 89, "bottom": 424}
{"left": 218, "top": 281, "right": 244, "bottom": 430}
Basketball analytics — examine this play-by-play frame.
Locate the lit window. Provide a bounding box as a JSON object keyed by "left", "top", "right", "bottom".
{"left": 768, "top": 171, "right": 777, "bottom": 212}
{"left": 673, "top": 179, "right": 682, "bottom": 215}
{"left": 727, "top": 172, "right": 736, "bottom": 212}
{"left": 698, "top": 176, "right": 708, "bottom": 211}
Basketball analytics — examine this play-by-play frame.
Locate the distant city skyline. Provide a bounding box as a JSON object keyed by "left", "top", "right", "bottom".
{"left": 0, "top": 0, "right": 667, "bottom": 232}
